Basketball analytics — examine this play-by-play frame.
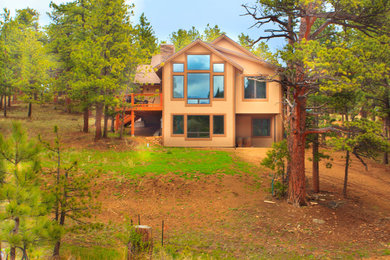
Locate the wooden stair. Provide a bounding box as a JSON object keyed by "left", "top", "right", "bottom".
{"left": 115, "top": 114, "right": 141, "bottom": 130}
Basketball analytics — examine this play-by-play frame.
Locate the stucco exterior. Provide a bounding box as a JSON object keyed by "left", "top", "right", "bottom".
{"left": 156, "top": 35, "right": 283, "bottom": 147}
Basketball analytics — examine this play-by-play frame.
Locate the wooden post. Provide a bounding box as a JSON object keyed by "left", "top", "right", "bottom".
{"left": 127, "top": 225, "right": 153, "bottom": 260}
{"left": 131, "top": 110, "right": 135, "bottom": 137}
{"left": 115, "top": 114, "right": 120, "bottom": 131}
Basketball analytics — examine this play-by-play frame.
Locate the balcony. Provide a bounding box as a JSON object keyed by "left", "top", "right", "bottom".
{"left": 121, "top": 93, "right": 163, "bottom": 111}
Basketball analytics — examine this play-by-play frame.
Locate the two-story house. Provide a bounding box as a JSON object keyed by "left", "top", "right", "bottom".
{"left": 121, "top": 35, "right": 283, "bottom": 147}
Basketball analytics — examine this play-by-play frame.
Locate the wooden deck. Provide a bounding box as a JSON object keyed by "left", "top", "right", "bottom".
{"left": 115, "top": 93, "right": 163, "bottom": 135}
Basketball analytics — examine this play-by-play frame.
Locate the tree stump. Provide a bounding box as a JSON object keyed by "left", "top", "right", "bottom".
{"left": 127, "top": 225, "right": 153, "bottom": 260}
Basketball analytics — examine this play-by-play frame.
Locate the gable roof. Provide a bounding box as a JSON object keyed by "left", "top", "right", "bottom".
{"left": 154, "top": 39, "right": 244, "bottom": 72}
{"left": 211, "top": 34, "right": 278, "bottom": 70}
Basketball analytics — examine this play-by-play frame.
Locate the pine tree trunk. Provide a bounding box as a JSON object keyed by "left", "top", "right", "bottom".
{"left": 95, "top": 103, "right": 103, "bottom": 141}
{"left": 343, "top": 150, "right": 350, "bottom": 197}
{"left": 383, "top": 92, "right": 389, "bottom": 164}
{"left": 28, "top": 102, "right": 32, "bottom": 118}
{"left": 83, "top": 107, "right": 89, "bottom": 133}
{"left": 111, "top": 116, "right": 115, "bottom": 133}
{"left": 0, "top": 95, "right": 3, "bottom": 109}
{"left": 103, "top": 105, "right": 109, "bottom": 138}
{"left": 287, "top": 88, "right": 307, "bottom": 206}
{"left": 8, "top": 95, "right": 11, "bottom": 107}
{"left": 10, "top": 216, "right": 20, "bottom": 260}
{"left": 3, "top": 96, "right": 7, "bottom": 118}
{"left": 53, "top": 210, "right": 66, "bottom": 259}
{"left": 53, "top": 241, "right": 61, "bottom": 259}
{"left": 312, "top": 133, "right": 320, "bottom": 193}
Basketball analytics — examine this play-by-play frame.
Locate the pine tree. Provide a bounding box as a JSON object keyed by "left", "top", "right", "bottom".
{"left": 39, "top": 126, "right": 100, "bottom": 259}
{"left": 0, "top": 122, "right": 52, "bottom": 260}
{"left": 14, "top": 8, "right": 52, "bottom": 118}
{"left": 244, "top": 0, "right": 390, "bottom": 206}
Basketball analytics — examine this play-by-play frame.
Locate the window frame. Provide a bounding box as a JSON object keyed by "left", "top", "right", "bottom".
{"left": 187, "top": 55, "right": 211, "bottom": 71}
{"left": 212, "top": 115, "right": 225, "bottom": 136}
{"left": 173, "top": 63, "right": 184, "bottom": 73}
{"left": 186, "top": 73, "right": 211, "bottom": 105}
{"left": 170, "top": 54, "right": 227, "bottom": 105}
{"left": 213, "top": 75, "right": 225, "bottom": 99}
{"left": 172, "top": 75, "right": 185, "bottom": 99}
{"left": 170, "top": 114, "right": 226, "bottom": 139}
{"left": 172, "top": 114, "right": 185, "bottom": 136}
{"left": 242, "top": 75, "right": 268, "bottom": 101}
{"left": 186, "top": 115, "right": 211, "bottom": 139}
{"left": 213, "top": 63, "right": 225, "bottom": 73}
{"left": 252, "top": 118, "right": 271, "bottom": 137}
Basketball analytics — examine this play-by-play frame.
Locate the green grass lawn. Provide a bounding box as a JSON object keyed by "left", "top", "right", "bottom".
{"left": 43, "top": 146, "right": 257, "bottom": 180}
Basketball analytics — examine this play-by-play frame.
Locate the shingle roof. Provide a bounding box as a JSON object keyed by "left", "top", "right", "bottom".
{"left": 134, "top": 65, "right": 161, "bottom": 85}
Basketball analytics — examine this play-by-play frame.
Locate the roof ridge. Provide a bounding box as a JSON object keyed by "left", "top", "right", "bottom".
{"left": 154, "top": 38, "right": 244, "bottom": 72}
{"left": 209, "top": 43, "right": 278, "bottom": 69}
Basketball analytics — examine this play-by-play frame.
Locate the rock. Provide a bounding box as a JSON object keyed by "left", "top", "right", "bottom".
{"left": 327, "top": 200, "right": 345, "bottom": 209}
{"left": 313, "top": 219, "right": 325, "bottom": 224}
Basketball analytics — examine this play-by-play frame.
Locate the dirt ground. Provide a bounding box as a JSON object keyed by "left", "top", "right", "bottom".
{"left": 1, "top": 104, "right": 390, "bottom": 258}
{"left": 96, "top": 148, "right": 390, "bottom": 258}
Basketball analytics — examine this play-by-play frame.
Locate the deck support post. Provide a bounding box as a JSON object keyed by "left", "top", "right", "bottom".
{"left": 115, "top": 114, "right": 120, "bottom": 131}
{"left": 131, "top": 110, "right": 135, "bottom": 136}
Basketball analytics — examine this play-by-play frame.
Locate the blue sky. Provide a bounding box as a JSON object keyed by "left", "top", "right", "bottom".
{"left": 0, "top": 0, "right": 286, "bottom": 52}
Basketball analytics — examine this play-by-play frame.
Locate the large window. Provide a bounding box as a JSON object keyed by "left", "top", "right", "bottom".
{"left": 187, "top": 73, "right": 210, "bottom": 104}
{"left": 172, "top": 55, "right": 226, "bottom": 103}
{"left": 213, "top": 115, "right": 224, "bottom": 135}
{"left": 172, "top": 115, "right": 184, "bottom": 135}
{"left": 213, "top": 76, "right": 224, "bottom": 98}
{"left": 187, "top": 115, "right": 210, "bottom": 138}
{"left": 253, "top": 118, "right": 270, "bottom": 137}
{"left": 187, "top": 55, "right": 210, "bottom": 70}
{"left": 173, "top": 75, "right": 184, "bottom": 98}
{"left": 244, "top": 77, "right": 266, "bottom": 99}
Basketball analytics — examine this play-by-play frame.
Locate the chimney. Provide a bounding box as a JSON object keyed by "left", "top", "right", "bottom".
{"left": 160, "top": 44, "right": 175, "bottom": 61}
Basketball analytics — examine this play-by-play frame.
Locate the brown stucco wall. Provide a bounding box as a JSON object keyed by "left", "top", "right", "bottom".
{"left": 162, "top": 44, "right": 236, "bottom": 147}
{"left": 161, "top": 40, "right": 283, "bottom": 147}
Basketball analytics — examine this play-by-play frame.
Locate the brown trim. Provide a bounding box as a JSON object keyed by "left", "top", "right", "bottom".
{"left": 171, "top": 73, "right": 185, "bottom": 101}
{"left": 155, "top": 39, "right": 244, "bottom": 72}
{"left": 185, "top": 53, "right": 213, "bottom": 107}
{"left": 185, "top": 114, "right": 212, "bottom": 141}
{"left": 241, "top": 74, "right": 269, "bottom": 102}
{"left": 169, "top": 113, "right": 227, "bottom": 140}
{"left": 171, "top": 114, "right": 185, "bottom": 137}
{"left": 212, "top": 114, "right": 226, "bottom": 137}
{"left": 170, "top": 52, "right": 228, "bottom": 105}
{"left": 210, "top": 35, "right": 277, "bottom": 70}
{"left": 212, "top": 60, "right": 227, "bottom": 101}
{"left": 232, "top": 65, "right": 236, "bottom": 147}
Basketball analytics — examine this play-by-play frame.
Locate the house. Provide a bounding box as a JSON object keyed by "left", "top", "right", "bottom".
{"left": 119, "top": 35, "right": 283, "bottom": 147}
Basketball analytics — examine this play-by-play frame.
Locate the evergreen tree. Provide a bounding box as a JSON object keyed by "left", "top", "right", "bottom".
{"left": 203, "top": 24, "right": 225, "bottom": 42}
{"left": 135, "top": 13, "right": 158, "bottom": 60}
{"left": 169, "top": 26, "right": 201, "bottom": 50}
{"left": 0, "top": 123, "right": 52, "bottom": 260}
{"left": 14, "top": 8, "right": 52, "bottom": 118}
{"left": 244, "top": 0, "right": 390, "bottom": 206}
{"left": 39, "top": 126, "right": 100, "bottom": 259}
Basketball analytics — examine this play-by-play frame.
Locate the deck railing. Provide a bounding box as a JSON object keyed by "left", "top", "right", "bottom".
{"left": 121, "top": 93, "right": 163, "bottom": 110}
